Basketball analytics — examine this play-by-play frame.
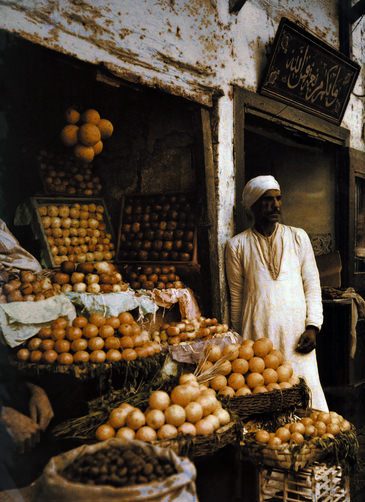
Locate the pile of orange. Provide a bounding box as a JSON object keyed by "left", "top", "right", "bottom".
{"left": 200, "top": 338, "right": 299, "bottom": 397}
{"left": 95, "top": 373, "right": 231, "bottom": 443}
{"left": 154, "top": 317, "right": 231, "bottom": 346}
{"left": 16, "top": 312, "right": 160, "bottom": 365}
{"left": 60, "top": 108, "right": 114, "bottom": 163}
{"left": 248, "top": 410, "right": 351, "bottom": 448}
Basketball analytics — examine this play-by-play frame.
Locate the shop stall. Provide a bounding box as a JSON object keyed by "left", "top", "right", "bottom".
{"left": 0, "top": 5, "right": 363, "bottom": 502}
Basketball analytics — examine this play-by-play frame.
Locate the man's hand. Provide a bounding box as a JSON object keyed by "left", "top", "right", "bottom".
{"left": 296, "top": 327, "right": 317, "bottom": 354}
{"left": 1, "top": 406, "right": 40, "bottom": 453}
{"left": 26, "top": 383, "right": 54, "bottom": 431}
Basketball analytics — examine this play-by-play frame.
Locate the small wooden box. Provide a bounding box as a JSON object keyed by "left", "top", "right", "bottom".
{"left": 116, "top": 192, "right": 198, "bottom": 265}
{"left": 29, "top": 196, "right": 115, "bottom": 268}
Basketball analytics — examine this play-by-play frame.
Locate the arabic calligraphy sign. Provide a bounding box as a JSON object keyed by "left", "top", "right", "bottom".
{"left": 260, "top": 18, "right": 360, "bottom": 125}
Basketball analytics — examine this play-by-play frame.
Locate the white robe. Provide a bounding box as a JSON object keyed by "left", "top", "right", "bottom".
{"left": 226, "top": 223, "right": 328, "bottom": 411}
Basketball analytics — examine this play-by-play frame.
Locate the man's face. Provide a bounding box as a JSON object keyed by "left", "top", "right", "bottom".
{"left": 251, "top": 189, "right": 282, "bottom": 224}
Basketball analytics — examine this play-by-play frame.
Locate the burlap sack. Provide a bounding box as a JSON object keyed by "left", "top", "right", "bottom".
{"left": 34, "top": 439, "right": 198, "bottom": 502}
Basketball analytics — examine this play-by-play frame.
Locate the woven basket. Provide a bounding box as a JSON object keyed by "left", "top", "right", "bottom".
{"left": 152, "top": 420, "right": 239, "bottom": 458}
{"left": 10, "top": 351, "right": 166, "bottom": 383}
{"left": 240, "top": 408, "right": 358, "bottom": 472}
{"left": 240, "top": 438, "right": 321, "bottom": 471}
{"left": 221, "top": 379, "right": 310, "bottom": 419}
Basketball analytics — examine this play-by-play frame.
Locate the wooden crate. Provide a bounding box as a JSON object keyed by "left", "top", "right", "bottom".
{"left": 29, "top": 196, "right": 115, "bottom": 268}
{"left": 116, "top": 193, "right": 198, "bottom": 265}
{"left": 258, "top": 463, "right": 350, "bottom": 502}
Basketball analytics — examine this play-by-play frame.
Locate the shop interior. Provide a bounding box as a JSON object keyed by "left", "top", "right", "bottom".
{"left": 1, "top": 34, "right": 212, "bottom": 314}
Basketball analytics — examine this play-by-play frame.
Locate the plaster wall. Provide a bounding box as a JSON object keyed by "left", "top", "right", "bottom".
{"left": 1, "top": 1, "right": 363, "bottom": 147}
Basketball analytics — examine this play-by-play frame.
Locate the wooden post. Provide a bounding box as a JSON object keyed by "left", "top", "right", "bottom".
{"left": 201, "top": 107, "right": 223, "bottom": 319}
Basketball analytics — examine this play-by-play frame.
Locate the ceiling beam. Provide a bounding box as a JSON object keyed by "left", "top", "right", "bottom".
{"left": 229, "top": 0, "right": 248, "bottom": 13}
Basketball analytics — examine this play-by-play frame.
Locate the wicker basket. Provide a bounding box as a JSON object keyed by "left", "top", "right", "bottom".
{"left": 10, "top": 351, "right": 166, "bottom": 383}
{"left": 221, "top": 379, "right": 310, "bottom": 419}
{"left": 240, "top": 409, "right": 358, "bottom": 472}
{"left": 152, "top": 420, "right": 239, "bottom": 458}
{"left": 241, "top": 438, "right": 321, "bottom": 471}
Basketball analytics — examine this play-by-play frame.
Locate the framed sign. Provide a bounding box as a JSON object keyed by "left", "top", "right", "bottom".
{"left": 260, "top": 18, "right": 360, "bottom": 125}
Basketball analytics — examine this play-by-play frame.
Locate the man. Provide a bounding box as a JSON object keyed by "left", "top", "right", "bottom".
{"left": 225, "top": 175, "right": 328, "bottom": 411}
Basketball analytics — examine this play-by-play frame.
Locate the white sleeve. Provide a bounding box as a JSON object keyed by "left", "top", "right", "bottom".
{"left": 225, "top": 239, "right": 244, "bottom": 333}
{"left": 297, "top": 230, "right": 323, "bottom": 330}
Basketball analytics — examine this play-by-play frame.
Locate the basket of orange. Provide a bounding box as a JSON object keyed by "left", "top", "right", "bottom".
{"left": 53, "top": 372, "right": 240, "bottom": 459}
{"left": 240, "top": 408, "right": 357, "bottom": 471}
{"left": 195, "top": 338, "right": 310, "bottom": 419}
{"left": 92, "top": 372, "right": 239, "bottom": 458}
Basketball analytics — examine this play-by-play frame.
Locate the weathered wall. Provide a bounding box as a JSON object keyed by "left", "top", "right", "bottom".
{"left": 1, "top": 1, "right": 362, "bottom": 146}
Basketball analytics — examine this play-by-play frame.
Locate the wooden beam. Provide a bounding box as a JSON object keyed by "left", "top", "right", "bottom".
{"left": 338, "top": 0, "right": 352, "bottom": 56}
{"left": 349, "top": 0, "right": 365, "bottom": 23}
{"left": 229, "top": 0, "right": 248, "bottom": 14}
{"left": 201, "top": 108, "right": 222, "bottom": 319}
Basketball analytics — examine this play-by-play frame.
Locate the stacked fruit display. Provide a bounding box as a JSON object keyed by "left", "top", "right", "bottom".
{"left": 122, "top": 264, "right": 183, "bottom": 290}
{"left": 16, "top": 312, "right": 161, "bottom": 365}
{"left": 199, "top": 338, "right": 299, "bottom": 397}
{"left": 95, "top": 373, "right": 231, "bottom": 442}
{"left": 38, "top": 201, "right": 115, "bottom": 266}
{"left": 38, "top": 150, "right": 102, "bottom": 196}
{"left": 151, "top": 317, "right": 230, "bottom": 345}
{"left": 118, "top": 194, "right": 196, "bottom": 262}
{"left": 0, "top": 270, "right": 58, "bottom": 303}
{"left": 60, "top": 108, "right": 114, "bottom": 164}
{"left": 52, "top": 261, "right": 128, "bottom": 294}
{"left": 245, "top": 409, "right": 352, "bottom": 448}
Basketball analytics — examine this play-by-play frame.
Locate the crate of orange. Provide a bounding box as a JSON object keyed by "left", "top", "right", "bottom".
{"left": 239, "top": 408, "right": 357, "bottom": 471}
{"left": 194, "top": 338, "right": 310, "bottom": 419}
{"left": 12, "top": 310, "right": 165, "bottom": 383}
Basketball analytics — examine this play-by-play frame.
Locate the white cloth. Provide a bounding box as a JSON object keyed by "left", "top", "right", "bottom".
{"left": 241, "top": 175, "right": 281, "bottom": 209}
{"left": 226, "top": 223, "right": 328, "bottom": 411}
{"left": 0, "top": 219, "right": 41, "bottom": 278}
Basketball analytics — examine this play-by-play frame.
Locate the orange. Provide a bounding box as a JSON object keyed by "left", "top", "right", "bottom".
{"left": 277, "top": 365, "right": 293, "bottom": 382}
{"left": 74, "top": 144, "right": 95, "bottom": 163}
{"left": 253, "top": 338, "right": 273, "bottom": 357}
{"left": 60, "top": 125, "right": 79, "bottom": 147}
{"left": 249, "top": 357, "right": 265, "bottom": 373}
{"left": 238, "top": 344, "right": 254, "bottom": 360}
{"left": 264, "top": 353, "right": 280, "bottom": 369}
{"left": 81, "top": 109, "right": 100, "bottom": 124}
{"left": 227, "top": 373, "right": 245, "bottom": 390}
{"left": 255, "top": 430, "right": 270, "bottom": 443}
{"left": 78, "top": 123, "right": 101, "bottom": 146}
{"left": 65, "top": 108, "right": 80, "bottom": 124}
{"left": 262, "top": 368, "right": 278, "bottom": 385}
{"left": 269, "top": 349, "right": 284, "bottom": 365}
{"left": 231, "top": 358, "right": 249, "bottom": 374}
{"left": 246, "top": 372, "right": 264, "bottom": 389}
{"left": 98, "top": 118, "right": 114, "bottom": 139}
{"left": 93, "top": 140, "right": 103, "bottom": 155}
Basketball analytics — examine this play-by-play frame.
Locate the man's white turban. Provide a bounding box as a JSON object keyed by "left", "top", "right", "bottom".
{"left": 242, "top": 175, "right": 280, "bottom": 209}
